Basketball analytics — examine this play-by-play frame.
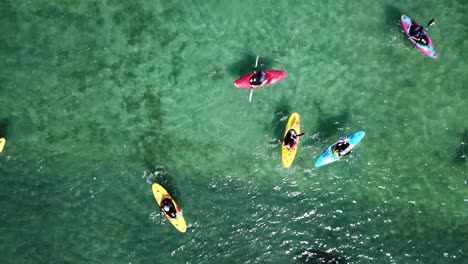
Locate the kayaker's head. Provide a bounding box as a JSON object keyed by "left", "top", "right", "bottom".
{"left": 163, "top": 205, "right": 170, "bottom": 212}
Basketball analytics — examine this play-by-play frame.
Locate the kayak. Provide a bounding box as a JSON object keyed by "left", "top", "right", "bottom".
{"left": 314, "top": 131, "right": 365, "bottom": 167}
{"left": 234, "top": 70, "right": 287, "bottom": 89}
{"left": 151, "top": 183, "right": 187, "bottom": 233}
{"left": 281, "top": 113, "right": 301, "bottom": 168}
{"left": 400, "top": 14, "right": 437, "bottom": 59}
{"left": 0, "top": 138, "right": 5, "bottom": 153}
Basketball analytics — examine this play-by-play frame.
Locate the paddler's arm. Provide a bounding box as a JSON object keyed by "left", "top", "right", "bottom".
{"left": 344, "top": 146, "right": 353, "bottom": 155}
{"left": 411, "top": 35, "right": 421, "bottom": 41}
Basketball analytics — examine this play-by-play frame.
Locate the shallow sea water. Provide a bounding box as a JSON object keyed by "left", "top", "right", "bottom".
{"left": 0, "top": 0, "right": 467, "bottom": 263}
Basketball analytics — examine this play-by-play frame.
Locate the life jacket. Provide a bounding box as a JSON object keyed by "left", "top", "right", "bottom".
{"left": 161, "top": 198, "right": 177, "bottom": 218}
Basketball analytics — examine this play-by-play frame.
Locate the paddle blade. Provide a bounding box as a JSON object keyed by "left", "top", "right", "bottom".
{"left": 427, "top": 19, "right": 435, "bottom": 27}
{"left": 255, "top": 55, "right": 259, "bottom": 68}
{"left": 249, "top": 89, "right": 253, "bottom": 102}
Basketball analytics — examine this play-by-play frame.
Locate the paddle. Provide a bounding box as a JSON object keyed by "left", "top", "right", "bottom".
{"left": 411, "top": 19, "right": 435, "bottom": 49}
{"left": 249, "top": 55, "right": 260, "bottom": 103}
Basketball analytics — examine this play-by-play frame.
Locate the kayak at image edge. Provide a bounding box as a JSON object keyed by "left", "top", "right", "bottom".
{"left": 0, "top": 138, "right": 5, "bottom": 153}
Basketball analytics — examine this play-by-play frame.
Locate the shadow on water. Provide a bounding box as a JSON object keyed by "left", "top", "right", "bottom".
{"left": 384, "top": 4, "right": 403, "bottom": 29}
{"left": 256, "top": 56, "right": 274, "bottom": 71}
{"left": 314, "top": 100, "right": 350, "bottom": 140}
{"left": 455, "top": 130, "right": 468, "bottom": 165}
{"left": 296, "top": 248, "right": 346, "bottom": 264}
{"left": 228, "top": 52, "right": 256, "bottom": 78}
{"left": 0, "top": 118, "right": 11, "bottom": 138}
{"left": 146, "top": 166, "right": 183, "bottom": 202}
{"left": 228, "top": 53, "right": 275, "bottom": 78}
{"left": 269, "top": 99, "right": 291, "bottom": 141}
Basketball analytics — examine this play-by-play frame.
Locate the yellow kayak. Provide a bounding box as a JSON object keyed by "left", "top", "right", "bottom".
{"left": 0, "top": 138, "right": 5, "bottom": 153}
{"left": 151, "top": 183, "right": 187, "bottom": 233}
{"left": 281, "top": 113, "right": 301, "bottom": 168}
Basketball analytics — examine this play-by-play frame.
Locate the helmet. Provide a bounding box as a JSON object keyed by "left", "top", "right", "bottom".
{"left": 163, "top": 205, "right": 170, "bottom": 212}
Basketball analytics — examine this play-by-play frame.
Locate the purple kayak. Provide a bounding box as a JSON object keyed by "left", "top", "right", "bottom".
{"left": 400, "top": 14, "right": 438, "bottom": 59}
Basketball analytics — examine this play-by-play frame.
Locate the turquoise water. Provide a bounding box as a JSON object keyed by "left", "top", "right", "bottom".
{"left": 1, "top": 0, "right": 467, "bottom": 263}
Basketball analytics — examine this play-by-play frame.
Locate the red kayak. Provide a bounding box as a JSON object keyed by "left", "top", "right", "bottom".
{"left": 233, "top": 70, "right": 287, "bottom": 89}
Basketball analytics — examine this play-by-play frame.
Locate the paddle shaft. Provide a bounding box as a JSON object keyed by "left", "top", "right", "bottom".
{"left": 249, "top": 55, "right": 260, "bottom": 102}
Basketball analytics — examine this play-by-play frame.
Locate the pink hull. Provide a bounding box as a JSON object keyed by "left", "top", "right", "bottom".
{"left": 233, "top": 70, "right": 287, "bottom": 89}
{"left": 400, "top": 14, "right": 437, "bottom": 59}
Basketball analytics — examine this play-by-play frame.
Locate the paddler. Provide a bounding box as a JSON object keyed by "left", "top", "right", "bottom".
{"left": 410, "top": 25, "right": 427, "bottom": 44}
{"left": 281, "top": 129, "right": 305, "bottom": 151}
{"left": 410, "top": 19, "right": 435, "bottom": 46}
{"left": 160, "top": 198, "right": 177, "bottom": 218}
{"left": 332, "top": 137, "right": 352, "bottom": 157}
{"left": 249, "top": 70, "right": 267, "bottom": 86}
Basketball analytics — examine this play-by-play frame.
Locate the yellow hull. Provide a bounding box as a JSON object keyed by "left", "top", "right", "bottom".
{"left": 281, "top": 113, "right": 301, "bottom": 168}
{"left": 151, "top": 183, "right": 187, "bottom": 233}
{"left": 0, "top": 138, "right": 5, "bottom": 153}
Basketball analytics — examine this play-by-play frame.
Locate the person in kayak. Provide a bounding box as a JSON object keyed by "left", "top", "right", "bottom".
{"left": 410, "top": 25, "right": 428, "bottom": 45}
{"left": 160, "top": 198, "right": 177, "bottom": 218}
{"left": 249, "top": 70, "right": 267, "bottom": 86}
{"left": 281, "top": 129, "right": 305, "bottom": 151}
{"left": 332, "top": 137, "right": 352, "bottom": 157}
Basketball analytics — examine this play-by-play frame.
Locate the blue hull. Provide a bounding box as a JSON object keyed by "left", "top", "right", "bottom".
{"left": 314, "top": 131, "right": 366, "bottom": 167}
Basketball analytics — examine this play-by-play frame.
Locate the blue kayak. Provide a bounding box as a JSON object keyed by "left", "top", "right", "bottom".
{"left": 314, "top": 131, "right": 366, "bottom": 167}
